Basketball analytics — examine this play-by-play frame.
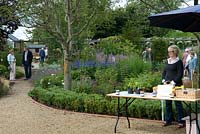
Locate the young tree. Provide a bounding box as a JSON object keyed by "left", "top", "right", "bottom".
{"left": 22, "top": 0, "right": 110, "bottom": 90}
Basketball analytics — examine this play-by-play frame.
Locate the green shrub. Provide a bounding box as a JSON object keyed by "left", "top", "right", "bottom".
{"left": 124, "top": 72, "right": 161, "bottom": 92}
{"left": 72, "top": 76, "right": 93, "bottom": 94}
{"left": 0, "top": 78, "right": 10, "bottom": 96}
{"left": 80, "top": 46, "right": 96, "bottom": 61}
{"left": 39, "top": 74, "right": 64, "bottom": 88}
{"left": 72, "top": 67, "right": 96, "bottom": 80}
{"left": 52, "top": 93, "right": 66, "bottom": 109}
{"left": 116, "top": 54, "right": 152, "bottom": 81}
{"left": 151, "top": 37, "right": 169, "bottom": 63}
{"left": 28, "top": 86, "right": 167, "bottom": 120}
{"left": 98, "top": 36, "right": 135, "bottom": 57}
{"left": 128, "top": 99, "right": 162, "bottom": 119}
{"left": 0, "top": 64, "right": 8, "bottom": 77}
{"left": 95, "top": 67, "right": 118, "bottom": 95}
{"left": 0, "top": 52, "right": 9, "bottom": 67}
{"left": 16, "top": 68, "right": 25, "bottom": 78}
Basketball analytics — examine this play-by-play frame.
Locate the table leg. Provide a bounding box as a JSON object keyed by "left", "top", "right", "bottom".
{"left": 126, "top": 98, "right": 130, "bottom": 128}
{"left": 195, "top": 101, "right": 200, "bottom": 132}
{"left": 189, "top": 103, "right": 192, "bottom": 134}
{"left": 114, "top": 97, "right": 120, "bottom": 133}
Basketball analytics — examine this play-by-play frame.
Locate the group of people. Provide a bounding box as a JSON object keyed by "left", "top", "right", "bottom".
{"left": 7, "top": 46, "right": 48, "bottom": 81}
{"left": 7, "top": 47, "right": 33, "bottom": 81}
{"left": 182, "top": 47, "right": 198, "bottom": 80}
{"left": 162, "top": 45, "right": 198, "bottom": 128}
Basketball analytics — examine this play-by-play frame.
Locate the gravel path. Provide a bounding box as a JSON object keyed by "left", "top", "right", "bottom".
{"left": 0, "top": 80, "right": 185, "bottom": 134}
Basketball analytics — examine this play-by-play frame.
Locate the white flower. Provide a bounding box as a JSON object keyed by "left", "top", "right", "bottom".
{"left": 62, "top": 82, "right": 64, "bottom": 85}
{"left": 51, "top": 74, "right": 55, "bottom": 76}
{"left": 48, "top": 82, "right": 51, "bottom": 85}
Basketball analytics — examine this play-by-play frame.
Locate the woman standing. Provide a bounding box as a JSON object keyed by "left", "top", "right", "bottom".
{"left": 7, "top": 49, "right": 16, "bottom": 81}
{"left": 162, "top": 45, "right": 185, "bottom": 128}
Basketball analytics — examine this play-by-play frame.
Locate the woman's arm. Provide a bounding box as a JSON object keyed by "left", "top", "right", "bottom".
{"left": 162, "top": 66, "right": 166, "bottom": 83}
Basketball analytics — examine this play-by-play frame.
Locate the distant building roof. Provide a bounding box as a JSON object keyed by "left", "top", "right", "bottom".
{"left": 27, "top": 44, "right": 45, "bottom": 49}
{"left": 89, "top": 39, "right": 100, "bottom": 45}
{"left": 8, "top": 34, "right": 20, "bottom": 42}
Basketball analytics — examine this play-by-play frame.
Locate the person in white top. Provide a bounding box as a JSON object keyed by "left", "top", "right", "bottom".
{"left": 184, "top": 48, "right": 192, "bottom": 75}
{"left": 44, "top": 47, "right": 48, "bottom": 59}
{"left": 7, "top": 49, "right": 16, "bottom": 81}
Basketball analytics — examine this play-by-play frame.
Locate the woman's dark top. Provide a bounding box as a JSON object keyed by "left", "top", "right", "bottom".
{"left": 162, "top": 59, "right": 183, "bottom": 86}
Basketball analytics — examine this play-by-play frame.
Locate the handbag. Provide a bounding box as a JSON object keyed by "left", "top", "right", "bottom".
{"left": 182, "top": 77, "right": 192, "bottom": 88}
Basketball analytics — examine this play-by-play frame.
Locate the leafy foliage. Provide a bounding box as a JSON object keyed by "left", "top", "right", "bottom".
{"left": 98, "top": 36, "right": 135, "bottom": 56}
{"left": 151, "top": 37, "right": 169, "bottom": 63}
{"left": 40, "top": 74, "right": 64, "bottom": 89}
{"left": 116, "top": 54, "right": 152, "bottom": 81}
{"left": 0, "top": 0, "right": 20, "bottom": 37}
{"left": 72, "top": 75, "right": 93, "bottom": 94}
{"left": 124, "top": 72, "right": 162, "bottom": 92}
{"left": 80, "top": 46, "right": 96, "bottom": 61}
{"left": 0, "top": 64, "right": 7, "bottom": 77}
{"left": 94, "top": 67, "right": 118, "bottom": 95}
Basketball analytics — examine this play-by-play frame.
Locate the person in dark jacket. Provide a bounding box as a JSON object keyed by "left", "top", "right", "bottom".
{"left": 162, "top": 45, "right": 185, "bottom": 128}
{"left": 39, "top": 48, "right": 45, "bottom": 66}
{"left": 22, "top": 47, "right": 33, "bottom": 80}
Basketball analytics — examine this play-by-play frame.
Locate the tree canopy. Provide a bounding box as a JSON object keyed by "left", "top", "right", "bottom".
{"left": 0, "top": 0, "right": 21, "bottom": 38}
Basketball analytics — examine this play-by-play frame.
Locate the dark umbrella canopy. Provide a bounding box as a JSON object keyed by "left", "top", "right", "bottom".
{"left": 148, "top": 4, "right": 200, "bottom": 32}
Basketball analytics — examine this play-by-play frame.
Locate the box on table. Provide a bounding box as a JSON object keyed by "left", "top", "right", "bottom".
{"left": 182, "top": 113, "right": 200, "bottom": 134}
{"left": 176, "top": 89, "right": 200, "bottom": 99}
{"left": 157, "top": 85, "right": 174, "bottom": 97}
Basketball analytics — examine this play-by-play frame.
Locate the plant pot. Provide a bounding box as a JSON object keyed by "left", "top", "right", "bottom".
{"left": 135, "top": 88, "right": 141, "bottom": 94}
{"left": 128, "top": 88, "right": 133, "bottom": 94}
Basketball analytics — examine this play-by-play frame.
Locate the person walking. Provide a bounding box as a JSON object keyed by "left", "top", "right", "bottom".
{"left": 184, "top": 48, "right": 192, "bottom": 77}
{"left": 162, "top": 45, "right": 185, "bottom": 128}
{"left": 39, "top": 48, "right": 45, "bottom": 66}
{"left": 7, "top": 49, "right": 16, "bottom": 81}
{"left": 22, "top": 47, "right": 33, "bottom": 80}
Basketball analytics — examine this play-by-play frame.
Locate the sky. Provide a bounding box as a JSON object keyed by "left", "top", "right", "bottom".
{"left": 12, "top": 0, "right": 194, "bottom": 41}
{"left": 12, "top": 26, "right": 32, "bottom": 41}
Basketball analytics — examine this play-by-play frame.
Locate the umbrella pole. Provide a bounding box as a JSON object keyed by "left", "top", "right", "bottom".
{"left": 193, "top": 33, "right": 200, "bottom": 89}
{"left": 192, "top": 69, "right": 194, "bottom": 89}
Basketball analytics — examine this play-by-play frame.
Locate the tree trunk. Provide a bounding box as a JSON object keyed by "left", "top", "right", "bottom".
{"left": 63, "top": 50, "right": 72, "bottom": 90}
{"left": 63, "top": 0, "right": 73, "bottom": 90}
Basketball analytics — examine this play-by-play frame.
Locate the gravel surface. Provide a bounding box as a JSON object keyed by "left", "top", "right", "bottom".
{"left": 0, "top": 80, "right": 185, "bottom": 134}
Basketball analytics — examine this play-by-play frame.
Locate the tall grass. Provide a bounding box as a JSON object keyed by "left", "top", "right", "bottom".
{"left": 116, "top": 54, "right": 152, "bottom": 81}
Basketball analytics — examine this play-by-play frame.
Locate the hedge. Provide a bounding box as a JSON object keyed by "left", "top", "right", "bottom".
{"left": 28, "top": 86, "right": 198, "bottom": 120}
{"left": 0, "top": 78, "right": 10, "bottom": 96}
{"left": 29, "top": 86, "right": 166, "bottom": 120}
